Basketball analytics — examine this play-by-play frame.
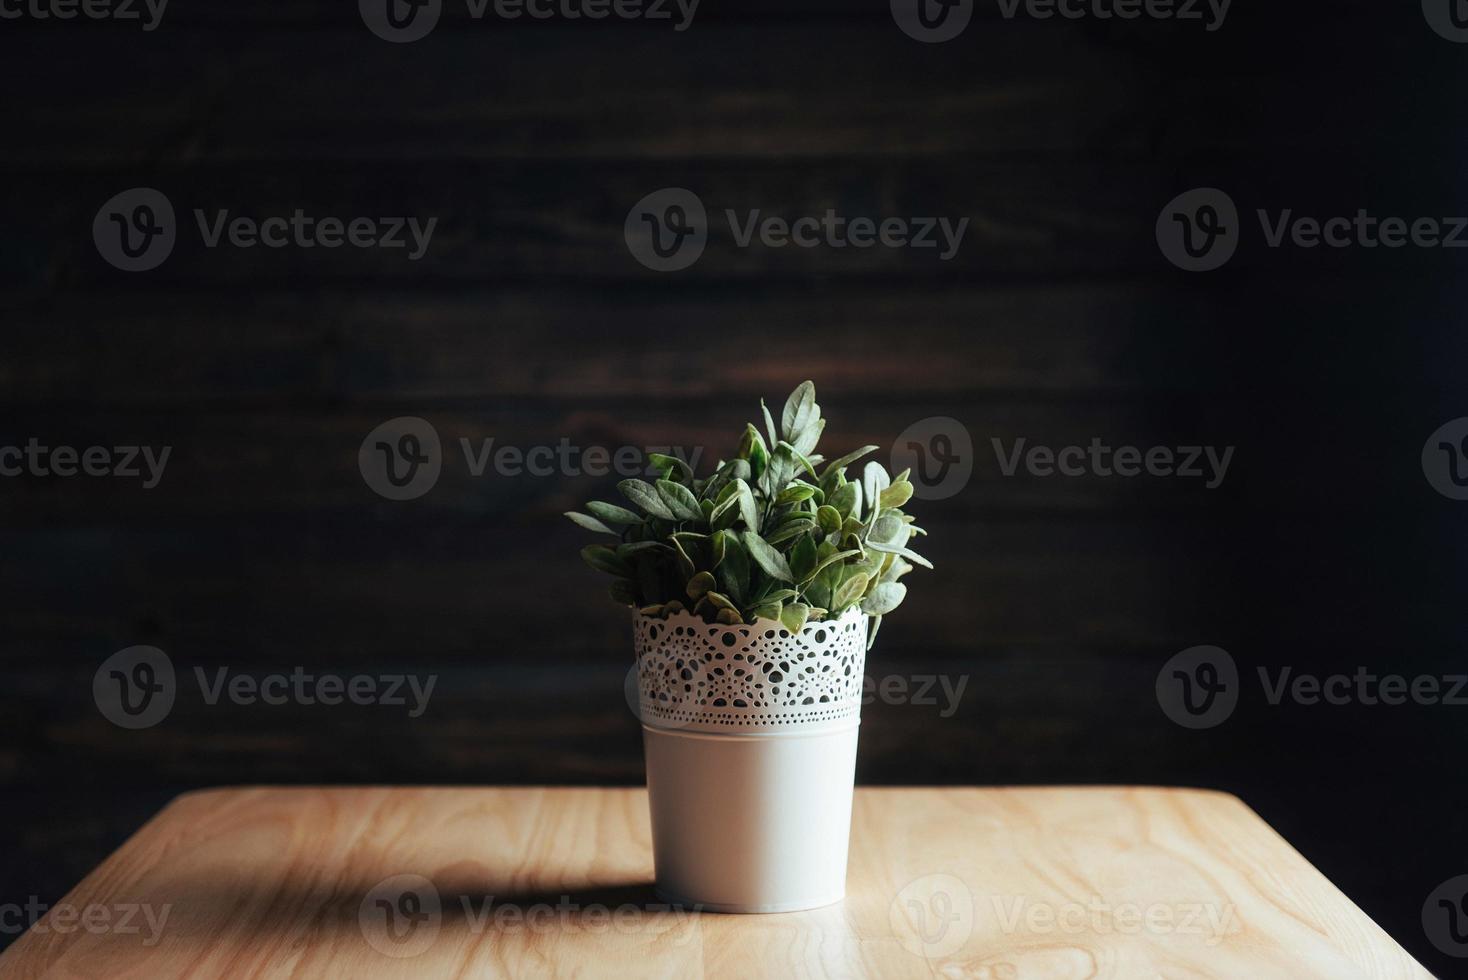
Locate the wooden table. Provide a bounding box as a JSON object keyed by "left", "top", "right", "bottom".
{"left": 0, "top": 787, "right": 1428, "bottom": 979}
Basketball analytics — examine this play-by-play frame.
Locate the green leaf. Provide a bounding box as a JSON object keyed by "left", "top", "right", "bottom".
{"left": 896, "top": 547, "right": 934, "bottom": 570}
{"left": 776, "top": 482, "right": 817, "bottom": 506}
{"left": 717, "top": 537, "right": 750, "bottom": 605}
{"left": 741, "top": 531, "right": 794, "bottom": 583}
{"left": 735, "top": 479, "right": 760, "bottom": 532}
{"left": 857, "top": 460, "right": 880, "bottom": 525}
{"left": 760, "top": 588, "right": 801, "bottom": 604}
{"left": 609, "top": 579, "right": 638, "bottom": 605}
{"left": 790, "top": 417, "right": 825, "bottom": 457}
{"left": 709, "top": 482, "right": 741, "bottom": 530}
{"left": 765, "top": 518, "right": 817, "bottom": 546}
{"left": 670, "top": 531, "right": 710, "bottom": 569}
{"left": 829, "top": 481, "right": 861, "bottom": 521}
{"left": 686, "top": 571, "right": 717, "bottom": 601}
{"left": 656, "top": 479, "right": 704, "bottom": 521}
{"left": 715, "top": 607, "right": 743, "bottom": 625}
{"left": 780, "top": 602, "right": 811, "bottom": 634}
{"left": 879, "top": 480, "right": 914, "bottom": 510}
{"left": 581, "top": 545, "right": 630, "bottom": 577}
{"left": 861, "top": 581, "right": 907, "bottom": 616}
{"left": 867, "top": 614, "right": 883, "bottom": 651}
{"left": 818, "top": 445, "right": 879, "bottom": 480}
{"left": 564, "top": 511, "right": 615, "bottom": 535}
{"left": 865, "top": 513, "right": 910, "bottom": 553}
{"left": 618, "top": 479, "right": 676, "bottom": 520}
{"left": 747, "top": 601, "right": 782, "bottom": 623}
{"left": 790, "top": 534, "right": 818, "bottom": 581}
{"left": 780, "top": 381, "right": 816, "bottom": 441}
{"left": 801, "top": 548, "right": 862, "bottom": 584}
{"left": 862, "top": 461, "right": 889, "bottom": 523}
{"left": 769, "top": 516, "right": 816, "bottom": 539}
{"left": 760, "top": 398, "right": 779, "bottom": 448}
{"left": 648, "top": 453, "right": 694, "bottom": 483}
{"left": 702, "top": 460, "right": 738, "bottom": 502}
{"left": 669, "top": 536, "right": 697, "bottom": 580}
{"left": 760, "top": 444, "right": 797, "bottom": 498}
{"left": 816, "top": 505, "right": 842, "bottom": 535}
{"left": 709, "top": 529, "right": 730, "bottom": 568}
{"left": 881, "top": 556, "right": 913, "bottom": 584}
{"left": 586, "top": 501, "right": 644, "bottom": 525}
{"left": 778, "top": 442, "right": 821, "bottom": 481}
{"left": 703, "top": 590, "right": 738, "bottom": 613}
{"left": 831, "top": 572, "right": 870, "bottom": 611}
{"left": 740, "top": 424, "right": 769, "bottom": 481}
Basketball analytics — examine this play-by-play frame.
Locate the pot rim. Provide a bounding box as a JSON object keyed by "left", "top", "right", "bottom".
{"left": 629, "top": 602, "right": 866, "bottom": 639}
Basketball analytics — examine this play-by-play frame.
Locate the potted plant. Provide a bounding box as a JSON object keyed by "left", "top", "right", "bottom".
{"left": 566, "top": 381, "right": 932, "bottom": 912}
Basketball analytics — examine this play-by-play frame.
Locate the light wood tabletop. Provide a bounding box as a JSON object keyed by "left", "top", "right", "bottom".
{"left": 0, "top": 786, "right": 1429, "bottom": 979}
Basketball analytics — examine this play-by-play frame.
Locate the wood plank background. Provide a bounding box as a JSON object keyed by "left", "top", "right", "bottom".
{"left": 2, "top": 0, "right": 1466, "bottom": 972}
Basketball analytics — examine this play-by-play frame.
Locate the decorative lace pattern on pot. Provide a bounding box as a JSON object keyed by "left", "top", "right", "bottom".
{"left": 633, "top": 606, "right": 867, "bottom": 732}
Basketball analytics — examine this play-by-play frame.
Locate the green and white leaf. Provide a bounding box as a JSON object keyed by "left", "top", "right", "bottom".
{"left": 860, "top": 581, "right": 907, "bottom": 616}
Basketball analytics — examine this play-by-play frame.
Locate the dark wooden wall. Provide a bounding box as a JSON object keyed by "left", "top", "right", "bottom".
{"left": 3, "top": 1, "right": 1466, "bottom": 970}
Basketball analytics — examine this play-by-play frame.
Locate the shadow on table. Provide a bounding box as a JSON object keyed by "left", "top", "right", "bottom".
{"left": 105, "top": 871, "right": 719, "bottom": 948}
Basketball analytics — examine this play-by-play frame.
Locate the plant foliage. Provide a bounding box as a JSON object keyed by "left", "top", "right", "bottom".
{"left": 566, "top": 381, "right": 931, "bottom": 648}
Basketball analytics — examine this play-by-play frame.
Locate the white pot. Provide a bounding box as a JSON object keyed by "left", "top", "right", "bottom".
{"left": 633, "top": 606, "right": 868, "bottom": 913}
